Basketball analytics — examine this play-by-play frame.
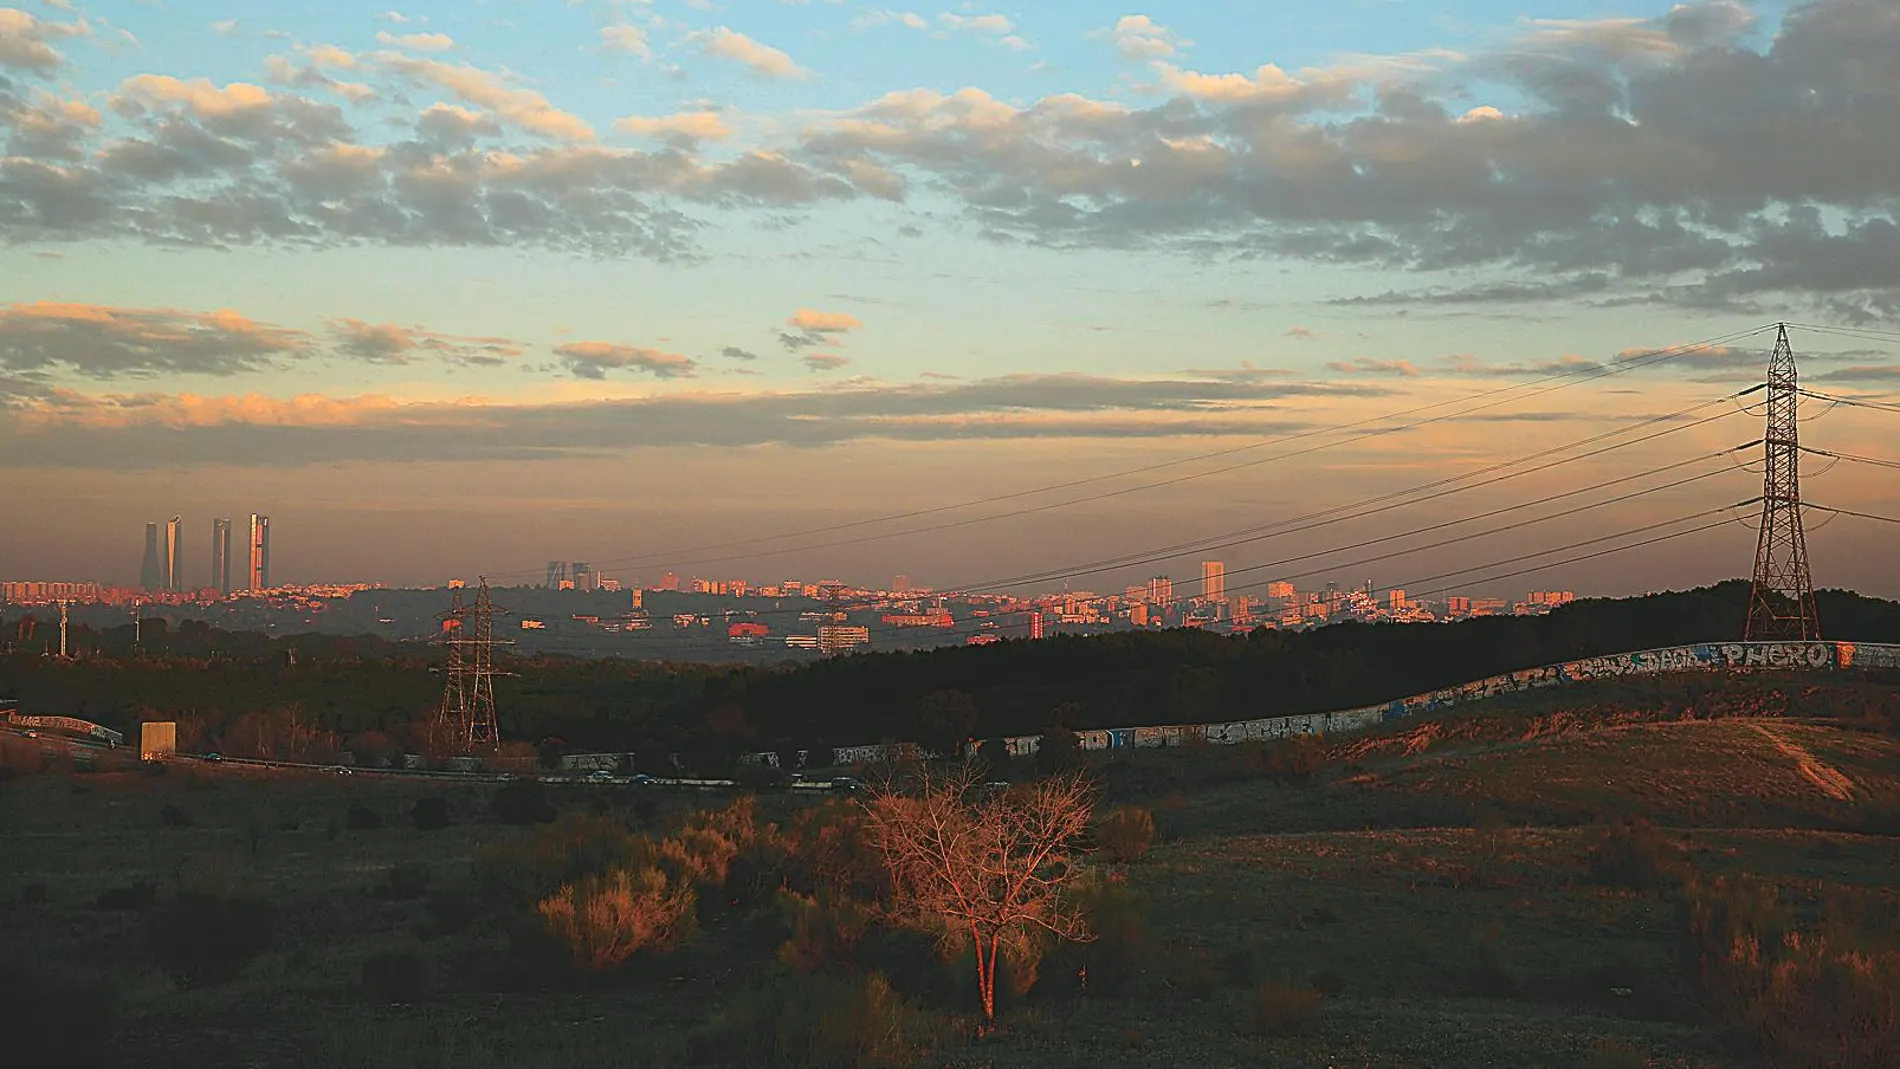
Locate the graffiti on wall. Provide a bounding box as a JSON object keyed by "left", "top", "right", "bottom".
{"left": 891, "top": 641, "right": 1900, "bottom": 768}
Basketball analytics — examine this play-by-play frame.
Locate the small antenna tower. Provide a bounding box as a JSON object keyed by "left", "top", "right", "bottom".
{"left": 1745, "top": 323, "right": 1821, "bottom": 640}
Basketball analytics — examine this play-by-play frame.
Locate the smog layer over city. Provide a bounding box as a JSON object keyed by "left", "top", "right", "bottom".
{"left": 3, "top": 2, "right": 1897, "bottom": 1067}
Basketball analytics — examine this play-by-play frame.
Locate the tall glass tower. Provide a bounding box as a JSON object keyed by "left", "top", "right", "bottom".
{"left": 140, "top": 523, "right": 162, "bottom": 591}
{"left": 164, "top": 516, "right": 184, "bottom": 592}
{"left": 212, "top": 518, "right": 233, "bottom": 596}
{"left": 248, "top": 514, "right": 271, "bottom": 591}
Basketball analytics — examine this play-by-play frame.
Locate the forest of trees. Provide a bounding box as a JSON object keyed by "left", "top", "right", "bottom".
{"left": 5, "top": 580, "right": 1898, "bottom": 770}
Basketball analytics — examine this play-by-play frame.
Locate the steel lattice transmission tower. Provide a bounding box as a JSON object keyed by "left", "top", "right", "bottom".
{"left": 434, "top": 581, "right": 469, "bottom": 751}
{"left": 1745, "top": 324, "right": 1820, "bottom": 640}
{"left": 465, "top": 578, "right": 510, "bottom": 748}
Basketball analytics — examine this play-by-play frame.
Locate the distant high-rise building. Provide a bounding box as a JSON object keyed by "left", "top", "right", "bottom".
{"left": 212, "top": 519, "right": 233, "bottom": 596}
{"left": 1029, "top": 609, "right": 1045, "bottom": 640}
{"left": 1265, "top": 581, "right": 1295, "bottom": 601}
{"left": 659, "top": 571, "right": 680, "bottom": 591}
{"left": 1447, "top": 596, "right": 1471, "bottom": 617}
{"left": 247, "top": 514, "right": 271, "bottom": 591}
{"left": 572, "top": 562, "right": 595, "bottom": 592}
{"left": 1148, "top": 575, "right": 1174, "bottom": 606}
{"left": 164, "top": 516, "right": 184, "bottom": 592}
{"left": 1200, "top": 561, "right": 1225, "bottom": 603}
{"left": 893, "top": 574, "right": 911, "bottom": 594}
{"left": 545, "top": 561, "right": 568, "bottom": 588}
{"left": 1389, "top": 589, "right": 1407, "bottom": 610}
{"left": 140, "top": 523, "right": 162, "bottom": 591}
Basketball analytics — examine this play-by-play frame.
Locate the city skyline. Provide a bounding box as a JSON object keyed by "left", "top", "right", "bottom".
{"left": 1, "top": 0, "right": 1896, "bottom": 597}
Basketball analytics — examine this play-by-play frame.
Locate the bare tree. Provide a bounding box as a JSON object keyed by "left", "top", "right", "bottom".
{"left": 860, "top": 763, "right": 1094, "bottom": 1025}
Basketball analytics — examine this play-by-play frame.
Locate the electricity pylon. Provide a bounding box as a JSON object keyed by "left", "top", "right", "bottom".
{"left": 434, "top": 582, "right": 468, "bottom": 751}
{"left": 1745, "top": 324, "right": 1820, "bottom": 640}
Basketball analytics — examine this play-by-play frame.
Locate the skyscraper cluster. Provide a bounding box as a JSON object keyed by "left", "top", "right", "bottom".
{"left": 138, "top": 513, "right": 270, "bottom": 593}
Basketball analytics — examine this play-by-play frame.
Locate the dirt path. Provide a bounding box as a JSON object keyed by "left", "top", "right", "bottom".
{"left": 1750, "top": 722, "right": 1860, "bottom": 802}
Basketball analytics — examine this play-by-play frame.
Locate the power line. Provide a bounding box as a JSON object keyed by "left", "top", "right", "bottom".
{"left": 1795, "top": 387, "right": 1900, "bottom": 415}
{"left": 1807, "top": 504, "right": 1900, "bottom": 527}
{"left": 1801, "top": 446, "right": 1900, "bottom": 472}
{"left": 485, "top": 324, "right": 1779, "bottom": 579}
{"left": 1397, "top": 515, "right": 1745, "bottom": 603}
{"left": 1194, "top": 467, "right": 1747, "bottom": 598}
{"left": 970, "top": 404, "right": 1753, "bottom": 592}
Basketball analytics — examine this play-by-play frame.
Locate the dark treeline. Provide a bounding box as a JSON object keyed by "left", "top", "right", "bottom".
{"left": 4, "top": 581, "right": 1897, "bottom": 767}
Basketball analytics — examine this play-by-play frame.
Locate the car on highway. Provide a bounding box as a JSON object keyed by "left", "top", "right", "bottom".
{"left": 829, "top": 776, "right": 864, "bottom": 792}
{"left": 328, "top": 765, "right": 352, "bottom": 776}
{"left": 585, "top": 769, "right": 616, "bottom": 783}
{"left": 629, "top": 773, "right": 658, "bottom": 785}
{"left": 203, "top": 752, "right": 223, "bottom": 763}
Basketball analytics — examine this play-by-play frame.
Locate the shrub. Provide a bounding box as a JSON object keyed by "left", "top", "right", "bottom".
{"left": 148, "top": 890, "right": 276, "bottom": 988}
{"left": 1247, "top": 982, "right": 1322, "bottom": 1037}
{"left": 346, "top": 805, "right": 383, "bottom": 831}
{"left": 778, "top": 891, "right": 873, "bottom": 975}
{"left": 1588, "top": 817, "right": 1680, "bottom": 892}
{"left": 1219, "top": 945, "right": 1257, "bottom": 988}
{"left": 1095, "top": 807, "right": 1157, "bottom": 864}
{"left": 96, "top": 881, "right": 158, "bottom": 911}
{"left": 375, "top": 862, "right": 433, "bottom": 901}
{"left": 698, "top": 971, "right": 912, "bottom": 1069}
{"left": 976, "top": 738, "right": 1010, "bottom": 774}
{"left": 475, "top": 811, "right": 651, "bottom": 907}
{"left": 1684, "top": 873, "right": 1900, "bottom": 1069}
{"left": 535, "top": 866, "right": 697, "bottom": 974}
{"left": 0, "top": 965, "right": 116, "bottom": 1069}
{"left": 159, "top": 803, "right": 193, "bottom": 827}
{"left": 1244, "top": 735, "right": 1325, "bottom": 783}
{"left": 360, "top": 949, "right": 429, "bottom": 1004}
{"left": 492, "top": 778, "right": 558, "bottom": 825}
{"left": 411, "top": 797, "right": 452, "bottom": 831}
{"left": 1580, "top": 1038, "right": 1649, "bottom": 1069}
{"left": 1465, "top": 935, "right": 1521, "bottom": 999}
{"left": 1309, "top": 968, "right": 1347, "bottom": 996}
{"left": 1042, "top": 874, "right": 1147, "bottom": 999}
{"left": 1035, "top": 725, "right": 1083, "bottom": 775}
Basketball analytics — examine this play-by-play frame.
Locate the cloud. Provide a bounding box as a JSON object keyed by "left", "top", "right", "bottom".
{"left": 0, "top": 301, "right": 312, "bottom": 378}
{"left": 614, "top": 110, "right": 731, "bottom": 143}
{"left": 697, "top": 27, "right": 809, "bottom": 79}
{"left": 788, "top": 308, "right": 863, "bottom": 333}
{"left": 599, "top": 24, "right": 649, "bottom": 58}
{"left": 375, "top": 52, "right": 595, "bottom": 140}
{"left": 328, "top": 319, "right": 522, "bottom": 366}
{"left": 1326, "top": 357, "right": 1421, "bottom": 377}
{"left": 552, "top": 341, "right": 697, "bottom": 379}
{"left": 786, "top": 0, "right": 1900, "bottom": 318}
{"left": 939, "top": 13, "right": 1013, "bottom": 35}
{"left": 1099, "top": 15, "right": 1188, "bottom": 59}
{"left": 856, "top": 10, "right": 928, "bottom": 30}
{"left": 0, "top": 8, "right": 89, "bottom": 72}
{"left": 1811, "top": 365, "right": 1900, "bottom": 384}
{"left": 212, "top": 19, "right": 238, "bottom": 35}
{"left": 376, "top": 31, "right": 454, "bottom": 52}
{"left": 780, "top": 308, "right": 863, "bottom": 352}
{"left": 1286, "top": 326, "right": 1315, "bottom": 339}
{"left": 1, "top": 370, "right": 1390, "bottom": 467}
{"left": 803, "top": 353, "right": 850, "bottom": 371}
{"left": 377, "top": 11, "right": 420, "bottom": 24}
{"left": 720, "top": 346, "right": 760, "bottom": 361}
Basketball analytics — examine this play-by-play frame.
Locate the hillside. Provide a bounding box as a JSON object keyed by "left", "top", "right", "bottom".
{"left": 5, "top": 676, "right": 1895, "bottom": 1068}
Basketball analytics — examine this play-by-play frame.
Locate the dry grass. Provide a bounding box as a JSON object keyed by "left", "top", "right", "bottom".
{"left": 3, "top": 692, "right": 1896, "bottom": 1068}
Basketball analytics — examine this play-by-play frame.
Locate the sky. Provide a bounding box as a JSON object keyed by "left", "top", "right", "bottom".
{"left": 1, "top": 0, "right": 1897, "bottom": 598}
